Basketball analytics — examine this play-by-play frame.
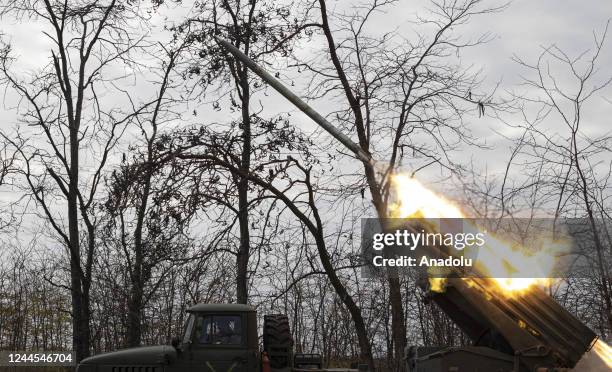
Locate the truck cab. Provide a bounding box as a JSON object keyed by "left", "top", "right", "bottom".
{"left": 177, "top": 303, "right": 259, "bottom": 372}
{"left": 78, "top": 304, "right": 261, "bottom": 372}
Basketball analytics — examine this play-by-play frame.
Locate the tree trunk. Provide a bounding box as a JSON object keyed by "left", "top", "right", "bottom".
{"left": 236, "top": 68, "right": 252, "bottom": 304}
{"left": 388, "top": 276, "right": 406, "bottom": 370}
{"left": 317, "top": 0, "right": 406, "bottom": 365}
{"left": 69, "top": 125, "right": 90, "bottom": 361}
{"left": 127, "top": 156, "right": 147, "bottom": 347}
{"left": 127, "top": 283, "right": 143, "bottom": 346}
{"left": 312, "top": 233, "right": 375, "bottom": 370}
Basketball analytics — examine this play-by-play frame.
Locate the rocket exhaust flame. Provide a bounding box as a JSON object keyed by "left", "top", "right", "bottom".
{"left": 390, "top": 174, "right": 612, "bottom": 370}
{"left": 388, "top": 174, "right": 559, "bottom": 293}
{"left": 573, "top": 339, "right": 612, "bottom": 371}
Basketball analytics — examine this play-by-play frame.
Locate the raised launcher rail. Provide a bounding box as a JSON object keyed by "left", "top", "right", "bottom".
{"left": 407, "top": 278, "right": 598, "bottom": 372}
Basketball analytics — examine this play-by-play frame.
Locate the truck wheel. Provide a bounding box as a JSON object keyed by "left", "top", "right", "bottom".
{"left": 263, "top": 314, "right": 293, "bottom": 369}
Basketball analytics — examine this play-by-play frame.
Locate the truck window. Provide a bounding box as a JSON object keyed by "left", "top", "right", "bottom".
{"left": 194, "top": 315, "right": 242, "bottom": 345}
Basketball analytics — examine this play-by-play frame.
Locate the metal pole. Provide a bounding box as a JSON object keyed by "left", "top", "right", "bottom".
{"left": 215, "top": 37, "right": 373, "bottom": 165}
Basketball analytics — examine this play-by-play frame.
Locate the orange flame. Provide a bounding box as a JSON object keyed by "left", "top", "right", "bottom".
{"left": 388, "top": 176, "right": 463, "bottom": 219}
{"left": 574, "top": 339, "right": 612, "bottom": 371}
{"left": 593, "top": 340, "right": 612, "bottom": 369}
{"left": 389, "top": 175, "right": 612, "bottom": 367}
{"left": 388, "top": 174, "right": 563, "bottom": 294}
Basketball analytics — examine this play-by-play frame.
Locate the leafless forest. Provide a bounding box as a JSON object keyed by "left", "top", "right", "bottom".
{"left": 0, "top": 0, "right": 611, "bottom": 370}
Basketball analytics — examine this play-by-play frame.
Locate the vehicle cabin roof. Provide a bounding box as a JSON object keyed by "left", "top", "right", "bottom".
{"left": 187, "top": 303, "right": 256, "bottom": 313}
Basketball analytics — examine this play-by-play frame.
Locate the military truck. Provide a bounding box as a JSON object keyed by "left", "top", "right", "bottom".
{"left": 77, "top": 303, "right": 362, "bottom": 372}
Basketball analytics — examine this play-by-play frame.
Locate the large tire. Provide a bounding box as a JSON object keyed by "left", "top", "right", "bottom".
{"left": 263, "top": 314, "right": 293, "bottom": 369}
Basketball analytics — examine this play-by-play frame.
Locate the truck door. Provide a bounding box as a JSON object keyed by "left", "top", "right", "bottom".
{"left": 190, "top": 313, "right": 249, "bottom": 372}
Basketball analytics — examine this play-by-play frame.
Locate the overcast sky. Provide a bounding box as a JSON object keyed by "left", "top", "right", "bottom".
{"left": 0, "top": 0, "right": 611, "bottom": 225}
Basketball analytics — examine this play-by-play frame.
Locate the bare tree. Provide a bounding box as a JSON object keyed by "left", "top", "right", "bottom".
{"left": 0, "top": 0, "right": 151, "bottom": 360}
{"left": 175, "top": 0, "right": 316, "bottom": 304}
{"left": 99, "top": 44, "right": 191, "bottom": 347}
{"left": 510, "top": 21, "right": 612, "bottom": 331}
{"left": 304, "top": 0, "right": 504, "bottom": 367}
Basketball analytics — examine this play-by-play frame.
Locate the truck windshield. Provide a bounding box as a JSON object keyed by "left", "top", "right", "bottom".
{"left": 182, "top": 314, "right": 195, "bottom": 344}
{"left": 194, "top": 315, "right": 242, "bottom": 345}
